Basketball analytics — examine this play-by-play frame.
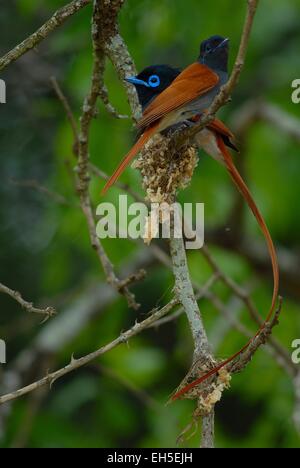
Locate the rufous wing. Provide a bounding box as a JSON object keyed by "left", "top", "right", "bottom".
{"left": 137, "top": 63, "right": 219, "bottom": 130}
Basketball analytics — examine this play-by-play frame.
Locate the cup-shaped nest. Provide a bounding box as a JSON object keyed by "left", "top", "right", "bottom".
{"left": 132, "top": 133, "right": 198, "bottom": 205}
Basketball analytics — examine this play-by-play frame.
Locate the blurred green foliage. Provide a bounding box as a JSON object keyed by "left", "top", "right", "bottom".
{"left": 0, "top": 0, "right": 300, "bottom": 448}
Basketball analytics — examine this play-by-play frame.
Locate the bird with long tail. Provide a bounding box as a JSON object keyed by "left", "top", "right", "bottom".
{"left": 102, "top": 35, "right": 229, "bottom": 194}
{"left": 102, "top": 41, "right": 280, "bottom": 399}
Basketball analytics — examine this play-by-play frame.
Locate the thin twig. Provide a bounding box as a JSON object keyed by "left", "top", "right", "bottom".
{"left": 50, "top": 76, "right": 80, "bottom": 156}
{"left": 89, "top": 163, "right": 145, "bottom": 203}
{"left": 97, "top": 52, "right": 128, "bottom": 119}
{"left": 96, "top": 364, "right": 161, "bottom": 411}
{"left": 0, "top": 283, "right": 56, "bottom": 318}
{"left": 149, "top": 274, "right": 219, "bottom": 329}
{"left": 229, "top": 298, "right": 283, "bottom": 374}
{"left": 10, "top": 178, "right": 73, "bottom": 207}
{"left": 232, "top": 99, "right": 300, "bottom": 143}
{"left": 0, "top": 0, "right": 92, "bottom": 71}
{"left": 0, "top": 298, "right": 179, "bottom": 405}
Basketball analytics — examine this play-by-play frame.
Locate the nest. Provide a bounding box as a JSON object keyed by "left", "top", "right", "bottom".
{"left": 131, "top": 132, "right": 198, "bottom": 243}
{"left": 171, "top": 356, "right": 231, "bottom": 410}
{"left": 132, "top": 132, "right": 198, "bottom": 203}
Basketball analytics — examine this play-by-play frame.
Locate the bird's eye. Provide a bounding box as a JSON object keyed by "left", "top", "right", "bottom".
{"left": 205, "top": 44, "right": 212, "bottom": 53}
{"left": 148, "top": 74, "right": 160, "bottom": 88}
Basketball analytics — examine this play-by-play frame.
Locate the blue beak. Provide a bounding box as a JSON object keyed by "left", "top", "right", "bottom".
{"left": 125, "top": 76, "right": 150, "bottom": 87}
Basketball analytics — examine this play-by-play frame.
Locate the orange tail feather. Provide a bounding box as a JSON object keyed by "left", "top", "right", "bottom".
{"left": 172, "top": 134, "right": 279, "bottom": 400}
{"left": 101, "top": 124, "right": 159, "bottom": 195}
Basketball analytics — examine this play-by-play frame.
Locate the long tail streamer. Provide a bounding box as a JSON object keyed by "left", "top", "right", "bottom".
{"left": 101, "top": 124, "right": 159, "bottom": 195}
{"left": 172, "top": 135, "right": 279, "bottom": 400}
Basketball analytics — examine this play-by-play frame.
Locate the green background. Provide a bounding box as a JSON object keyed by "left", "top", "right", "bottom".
{"left": 0, "top": 0, "right": 300, "bottom": 448}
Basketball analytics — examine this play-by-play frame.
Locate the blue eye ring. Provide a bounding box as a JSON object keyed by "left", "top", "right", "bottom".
{"left": 148, "top": 74, "right": 160, "bottom": 88}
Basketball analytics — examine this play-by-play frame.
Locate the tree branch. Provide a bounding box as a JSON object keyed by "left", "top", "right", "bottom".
{"left": 0, "top": 282, "right": 56, "bottom": 319}
{"left": 0, "top": 298, "right": 179, "bottom": 405}
{"left": 0, "top": 0, "right": 92, "bottom": 71}
{"left": 170, "top": 235, "right": 211, "bottom": 360}
{"left": 170, "top": 230, "right": 215, "bottom": 447}
{"left": 229, "top": 298, "right": 283, "bottom": 374}
{"left": 201, "top": 412, "right": 215, "bottom": 449}
{"left": 96, "top": 0, "right": 142, "bottom": 121}
{"left": 232, "top": 99, "right": 300, "bottom": 143}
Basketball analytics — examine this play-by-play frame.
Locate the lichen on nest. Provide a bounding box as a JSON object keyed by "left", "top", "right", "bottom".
{"left": 131, "top": 132, "right": 198, "bottom": 244}
{"left": 132, "top": 132, "right": 198, "bottom": 205}
{"left": 198, "top": 369, "right": 231, "bottom": 413}
{"left": 170, "top": 355, "right": 231, "bottom": 410}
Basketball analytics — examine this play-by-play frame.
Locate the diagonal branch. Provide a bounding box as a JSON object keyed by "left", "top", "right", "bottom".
{"left": 0, "top": 298, "right": 179, "bottom": 406}
{"left": 229, "top": 298, "right": 283, "bottom": 374}
{"left": 0, "top": 0, "right": 92, "bottom": 71}
{"left": 0, "top": 282, "right": 56, "bottom": 319}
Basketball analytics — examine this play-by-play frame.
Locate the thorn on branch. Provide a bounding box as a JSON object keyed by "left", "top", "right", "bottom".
{"left": 0, "top": 282, "right": 56, "bottom": 319}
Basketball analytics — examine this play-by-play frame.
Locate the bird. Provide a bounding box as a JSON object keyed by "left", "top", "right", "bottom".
{"left": 124, "top": 64, "right": 239, "bottom": 157}
{"left": 121, "top": 63, "right": 280, "bottom": 400}
{"left": 124, "top": 64, "right": 182, "bottom": 112}
{"left": 101, "top": 35, "right": 230, "bottom": 194}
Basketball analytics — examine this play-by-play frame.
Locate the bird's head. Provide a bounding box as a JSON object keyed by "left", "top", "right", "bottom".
{"left": 125, "top": 64, "right": 181, "bottom": 109}
{"left": 199, "top": 35, "right": 229, "bottom": 72}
